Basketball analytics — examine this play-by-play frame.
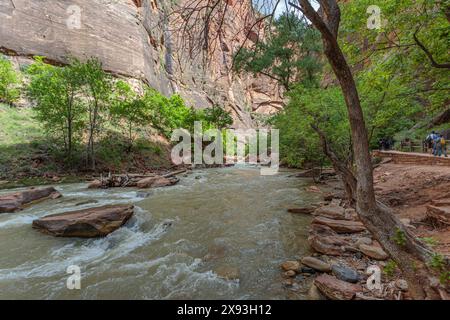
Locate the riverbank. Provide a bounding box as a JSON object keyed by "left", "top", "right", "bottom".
{"left": 283, "top": 161, "right": 450, "bottom": 300}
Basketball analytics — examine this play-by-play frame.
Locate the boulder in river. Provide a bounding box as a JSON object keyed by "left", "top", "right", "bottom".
{"left": 0, "top": 187, "right": 61, "bottom": 213}
{"left": 287, "top": 206, "right": 316, "bottom": 214}
{"left": 312, "top": 216, "right": 366, "bottom": 234}
{"left": 32, "top": 204, "right": 134, "bottom": 237}
{"left": 214, "top": 266, "right": 240, "bottom": 280}
{"left": 314, "top": 274, "right": 363, "bottom": 300}
{"left": 137, "top": 176, "right": 179, "bottom": 189}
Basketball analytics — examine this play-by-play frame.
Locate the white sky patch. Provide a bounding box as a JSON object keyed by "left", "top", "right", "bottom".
{"left": 267, "top": 1, "right": 321, "bottom": 18}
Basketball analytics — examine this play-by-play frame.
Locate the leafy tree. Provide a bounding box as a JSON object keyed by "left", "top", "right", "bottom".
{"left": 203, "top": 105, "right": 233, "bottom": 129}
{"left": 26, "top": 56, "right": 85, "bottom": 163}
{"left": 110, "top": 80, "right": 147, "bottom": 151}
{"left": 340, "top": 0, "right": 450, "bottom": 119}
{"left": 234, "top": 12, "right": 323, "bottom": 90}
{"left": 72, "top": 58, "right": 113, "bottom": 170}
{"left": 271, "top": 85, "right": 351, "bottom": 168}
{"left": 0, "top": 56, "right": 20, "bottom": 104}
{"left": 142, "top": 88, "right": 191, "bottom": 137}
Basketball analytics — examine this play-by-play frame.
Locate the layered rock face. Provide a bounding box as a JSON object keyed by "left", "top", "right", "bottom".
{"left": 0, "top": 0, "right": 283, "bottom": 127}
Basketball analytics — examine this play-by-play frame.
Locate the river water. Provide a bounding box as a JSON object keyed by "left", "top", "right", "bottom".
{"left": 0, "top": 167, "right": 321, "bottom": 299}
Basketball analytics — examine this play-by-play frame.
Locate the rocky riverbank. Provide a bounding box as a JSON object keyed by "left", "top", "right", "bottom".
{"left": 282, "top": 162, "right": 450, "bottom": 300}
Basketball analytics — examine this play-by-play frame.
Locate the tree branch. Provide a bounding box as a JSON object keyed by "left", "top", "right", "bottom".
{"left": 413, "top": 28, "right": 450, "bottom": 69}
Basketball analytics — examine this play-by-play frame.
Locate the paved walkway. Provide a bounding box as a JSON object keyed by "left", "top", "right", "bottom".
{"left": 373, "top": 150, "right": 450, "bottom": 166}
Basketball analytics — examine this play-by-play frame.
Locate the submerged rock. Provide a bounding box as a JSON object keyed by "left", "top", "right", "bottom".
{"left": 215, "top": 266, "right": 240, "bottom": 280}
{"left": 88, "top": 180, "right": 102, "bottom": 189}
{"left": 0, "top": 187, "right": 61, "bottom": 213}
{"left": 287, "top": 206, "right": 316, "bottom": 214}
{"left": 284, "top": 270, "right": 296, "bottom": 278}
{"left": 75, "top": 199, "right": 99, "bottom": 206}
{"left": 314, "top": 274, "right": 363, "bottom": 300}
{"left": 32, "top": 204, "right": 134, "bottom": 237}
{"left": 281, "top": 261, "right": 301, "bottom": 272}
{"left": 137, "top": 176, "right": 179, "bottom": 189}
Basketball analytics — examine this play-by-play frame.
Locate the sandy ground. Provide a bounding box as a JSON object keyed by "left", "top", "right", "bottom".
{"left": 374, "top": 163, "right": 450, "bottom": 257}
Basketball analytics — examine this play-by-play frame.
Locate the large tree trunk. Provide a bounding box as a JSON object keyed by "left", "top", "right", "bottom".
{"left": 298, "top": 0, "right": 440, "bottom": 299}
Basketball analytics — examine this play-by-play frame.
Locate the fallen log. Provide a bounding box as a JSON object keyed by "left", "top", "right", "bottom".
{"left": 163, "top": 169, "right": 187, "bottom": 178}
{"left": 0, "top": 187, "right": 61, "bottom": 213}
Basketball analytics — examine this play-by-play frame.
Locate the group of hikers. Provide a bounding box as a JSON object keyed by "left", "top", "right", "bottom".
{"left": 425, "top": 131, "right": 448, "bottom": 157}
{"left": 378, "top": 137, "right": 395, "bottom": 151}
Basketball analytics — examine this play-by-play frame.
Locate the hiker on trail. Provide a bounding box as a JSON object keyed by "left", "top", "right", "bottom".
{"left": 385, "top": 137, "right": 394, "bottom": 150}
{"left": 427, "top": 131, "right": 438, "bottom": 154}
{"left": 435, "top": 134, "right": 448, "bottom": 157}
{"left": 378, "top": 138, "right": 386, "bottom": 150}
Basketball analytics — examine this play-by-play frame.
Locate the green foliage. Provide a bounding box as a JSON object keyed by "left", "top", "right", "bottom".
{"left": 26, "top": 56, "right": 85, "bottom": 162}
{"left": 234, "top": 13, "right": 322, "bottom": 90}
{"left": 439, "top": 271, "right": 450, "bottom": 286}
{"left": 0, "top": 56, "right": 20, "bottom": 104}
{"left": 419, "top": 237, "right": 439, "bottom": 247}
{"left": 429, "top": 253, "right": 445, "bottom": 270}
{"left": 110, "top": 80, "right": 146, "bottom": 148}
{"left": 392, "top": 228, "right": 407, "bottom": 246}
{"left": 203, "top": 105, "right": 233, "bottom": 129}
{"left": 270, "top": 84, "right": 351, "bottom": 168}
{"left": 383, "top": 260, "right": 398, "bottom": 278}
{"left": 340, "top": 0, "right": 449, "bottom": 117}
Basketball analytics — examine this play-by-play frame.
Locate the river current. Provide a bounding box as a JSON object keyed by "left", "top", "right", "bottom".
{"left": 0, "top": 167, "right": 320, "bottom": 299}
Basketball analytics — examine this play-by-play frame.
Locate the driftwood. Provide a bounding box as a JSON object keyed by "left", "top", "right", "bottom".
{"left": 88, "top": 169, "right": 187, "bottom": 189}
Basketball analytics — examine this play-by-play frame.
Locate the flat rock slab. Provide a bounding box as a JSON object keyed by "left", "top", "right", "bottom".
{"left": 313, "top": 205, "right": 345, "bottom": 219}
{"left": 359, "top": 244, "right": 389, "bottom": 260}
{"left": 0, "top": 187, "right": 61, "bottom": 213}
{"left": 137, "top": 176, "right": 179, "bottom": 189}
{"left": 32, "top": 205, "right": 134, "bottom": 238}
{"left": 314, "top": 274, "right": 363, "bottom": 300}
{"left": 308, "top": 224, "right": 351, "bottom": 256}
{"left": 312, "top": 216, "right": 366, "bottom": 234}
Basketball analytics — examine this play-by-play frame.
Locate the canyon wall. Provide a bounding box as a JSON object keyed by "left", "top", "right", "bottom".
{"left": 0, "top": 0, "right": 284, "bottom": 127}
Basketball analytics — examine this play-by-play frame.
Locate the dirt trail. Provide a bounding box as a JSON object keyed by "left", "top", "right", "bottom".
{"left": 374, "top": 163, "right": 450, "bottom": 257}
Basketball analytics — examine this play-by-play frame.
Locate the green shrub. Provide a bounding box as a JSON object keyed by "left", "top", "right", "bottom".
{"left": 0, "top": 56, "right": 20, "bottom": 104}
